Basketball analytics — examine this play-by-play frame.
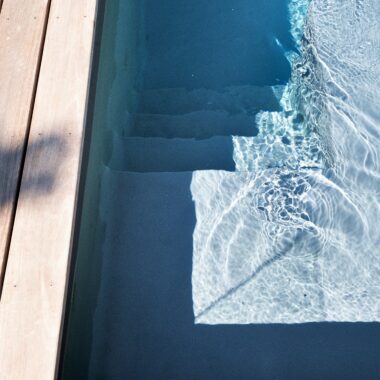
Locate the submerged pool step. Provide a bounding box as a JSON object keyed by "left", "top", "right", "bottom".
{"left": 108, "top": 136, "right": 235, "bottom": 172}
{"left": 137, "top": 85, "right": 281, "bottom": 115}
{"left": 131, "top": 110, "right": 258, "bottom": 139}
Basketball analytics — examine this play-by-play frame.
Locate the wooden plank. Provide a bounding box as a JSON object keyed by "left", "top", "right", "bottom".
{"left": 0, "top": 0, "right": 50, "bottom": 288}
{"left": 0, "top": 0, "right": 98, "bottom": 378}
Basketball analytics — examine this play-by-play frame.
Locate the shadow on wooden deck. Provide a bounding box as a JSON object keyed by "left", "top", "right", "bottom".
{"left": 0, "top": 131, "right": 67, "bottom": 292}
{"left": 0, "top": 133, "right": 67, "bottom": 209}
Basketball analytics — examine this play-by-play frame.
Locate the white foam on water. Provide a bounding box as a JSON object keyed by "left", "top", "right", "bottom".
{"left": 191, "top": 0, "right": 380, "bottom": 324}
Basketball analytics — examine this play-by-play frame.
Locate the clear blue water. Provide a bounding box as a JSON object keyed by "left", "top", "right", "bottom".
{"left": 62, "top": 0, "right": 380, "bottom": 378}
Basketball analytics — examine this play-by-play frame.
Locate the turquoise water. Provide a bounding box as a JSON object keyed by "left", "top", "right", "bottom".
{"left": 62, "top": 0, "right": 380, "bottom": 378}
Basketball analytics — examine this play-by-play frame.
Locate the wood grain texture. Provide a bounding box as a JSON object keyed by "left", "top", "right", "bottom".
{"left": 0, "top": 0, "right": 98, "bottom": 378}
{"left": 0, "top": 0, "right": 50, "bottom": 287}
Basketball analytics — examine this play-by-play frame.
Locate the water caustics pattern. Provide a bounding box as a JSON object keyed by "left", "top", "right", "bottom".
{"left": 191, "top": 0, "right": 380, "bottom": 324}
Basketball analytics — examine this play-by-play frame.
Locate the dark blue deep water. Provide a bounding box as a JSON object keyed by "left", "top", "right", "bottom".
{"left": 61, "top": 0, "right": 380, "bottom": 379}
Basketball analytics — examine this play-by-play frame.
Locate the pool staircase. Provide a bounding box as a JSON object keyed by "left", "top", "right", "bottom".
{"left": 106, "top": 85, "right": 280, "bottom": 172}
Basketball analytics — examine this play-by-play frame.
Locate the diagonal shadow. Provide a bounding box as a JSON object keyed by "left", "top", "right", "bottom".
{"left": 195, "top": 229, "right": 304, "bottom": 321}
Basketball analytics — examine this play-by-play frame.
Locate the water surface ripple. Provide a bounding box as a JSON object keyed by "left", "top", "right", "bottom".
{"left": 191, "top": 0, "right": 380, "bottom": 324}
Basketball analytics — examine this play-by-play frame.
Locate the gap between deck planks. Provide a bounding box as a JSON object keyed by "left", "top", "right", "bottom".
{"left": 0, "top": 0, "right": 98, "bottom": 379}
{"left": 0, "top": 0, "right": 51, "bottom": 292}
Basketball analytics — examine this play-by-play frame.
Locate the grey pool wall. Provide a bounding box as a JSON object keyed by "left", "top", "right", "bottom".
{"left": 61, "top": 0, "right": 147, "bottom": 377}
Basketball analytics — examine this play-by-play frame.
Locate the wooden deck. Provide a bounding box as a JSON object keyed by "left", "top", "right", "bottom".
{"left": 0, "top": 0, "right": 98, "bottom": 378}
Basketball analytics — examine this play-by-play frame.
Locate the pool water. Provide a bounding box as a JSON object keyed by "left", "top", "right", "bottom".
{"left": 62, "top": 0, "right": 380, "bottom": 378}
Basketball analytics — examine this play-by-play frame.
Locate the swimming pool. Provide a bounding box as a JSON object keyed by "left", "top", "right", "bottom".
{"left": 62, "top": 0, "right": 380, "bottom": 378}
